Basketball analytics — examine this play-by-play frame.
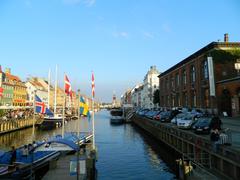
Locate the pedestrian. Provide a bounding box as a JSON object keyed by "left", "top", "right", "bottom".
{"left": 210, "top": 129, "right": 220, "bottom": 152}
{"left": 10, "top": 146, "right": 17, "bottom": 165}
{"left": 22, "top": 145, "right": 29, "bottom": 157}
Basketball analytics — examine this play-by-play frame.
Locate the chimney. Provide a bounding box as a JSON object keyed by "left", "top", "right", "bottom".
{"left": 224, "top": 33, "right": 229, "bottom": 42}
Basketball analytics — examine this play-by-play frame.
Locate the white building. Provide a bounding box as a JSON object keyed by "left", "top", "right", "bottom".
{"left": 131, "top": 84, "right": 144, "bottom": 108}
{"left": 142, "top": 66, "right": 160, "bottom": 109}
{"left": 25, "top": 78, "right": 48, "bottom": 106}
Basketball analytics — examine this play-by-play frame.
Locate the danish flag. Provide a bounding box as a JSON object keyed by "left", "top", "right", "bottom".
{"left": 92, "top": 72, "right": 95, "bottom": 98}
{"left": 65, "top": 75, "right": 72, "bottom": 98}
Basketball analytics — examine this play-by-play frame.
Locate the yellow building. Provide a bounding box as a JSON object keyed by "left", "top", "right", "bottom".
{"left": 5, "top": 68, "right": 27, "bottom": 106}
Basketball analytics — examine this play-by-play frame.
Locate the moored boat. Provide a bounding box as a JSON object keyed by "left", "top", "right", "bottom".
{"left": 110, "top": 108, "right": 124, "bottom": 124}
{"left": 0, "top": 146, "right": 60, "bottom": 179}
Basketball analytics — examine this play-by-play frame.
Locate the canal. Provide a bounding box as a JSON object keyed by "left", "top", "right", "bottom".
{"left": 0, "top": 110, "right": 176, "bottom": 179}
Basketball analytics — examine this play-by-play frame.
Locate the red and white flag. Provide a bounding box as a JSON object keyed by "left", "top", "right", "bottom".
{"left": 0, "top": 87, "right": 3, "bottom": 97}
{"left": 65, "top": 75, "right": 72, "bottom": 98}
{"left": 92, "top": 72, "right": 95, "bottom": 98}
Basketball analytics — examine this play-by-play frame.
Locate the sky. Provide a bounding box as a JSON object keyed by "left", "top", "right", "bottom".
{"left": 0, "top": 0, "right": 239, "bottom": 102}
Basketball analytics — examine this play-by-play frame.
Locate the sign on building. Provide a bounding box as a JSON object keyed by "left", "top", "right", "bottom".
{"left": 208, "top": 57, "right": 216, "bottom": 96}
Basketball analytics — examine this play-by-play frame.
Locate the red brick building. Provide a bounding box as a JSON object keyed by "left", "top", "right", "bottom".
{"left": 158, "top": 34, "right": 240, "bottom": 117}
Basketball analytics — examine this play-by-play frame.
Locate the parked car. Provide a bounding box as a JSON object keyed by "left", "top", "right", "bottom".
{"left": 177, "top": 113, "right": 198, "bottom": 129}
{"left": 171, "top": 113, "right": 187, "bottom": 124}
{"left": 160, "top": 111, "right": 172, "bottom": 122}
{"left": 153, "top": 111, "right": 162, "bottom": 121}
{"left": 192, "top": 117, "right": 213, "bottom": 134}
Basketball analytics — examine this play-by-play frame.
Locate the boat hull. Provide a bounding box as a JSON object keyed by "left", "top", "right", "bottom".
{"left": 39, "top": 117, "right": 63, "bottom": 130}
{"left": 0, "top": 151, "right": 60, "bottom": 179}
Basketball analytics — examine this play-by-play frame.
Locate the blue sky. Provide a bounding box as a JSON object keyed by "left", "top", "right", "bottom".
{"left": 0, "top": 0, "right": 239, "bottom": 102}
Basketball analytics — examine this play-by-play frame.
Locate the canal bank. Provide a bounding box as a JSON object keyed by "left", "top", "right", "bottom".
{"left": 131, "top": 114, "right": 240, "bottom": 180}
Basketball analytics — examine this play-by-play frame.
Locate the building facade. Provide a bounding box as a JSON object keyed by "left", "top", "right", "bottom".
{"left": 25, "top": 78, "right": 48, "bottom": 106}
{"left": 142, "top": 66, "right": 160, "bottom": 109}
{"left": 131, "top": 84, "right": 143, "bottom": 108}
{"left": 159, "top": 34, "right": 240, "bottom": 116}
{"left": 1, "top": 82, "right": 14, "bottom": 106}
{"left": 4, "top": 68, "right": 27, "bottom": 107}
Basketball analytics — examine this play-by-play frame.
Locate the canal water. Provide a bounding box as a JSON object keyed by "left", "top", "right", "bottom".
{"left": 0, "top": 110, "right": 176, "bottom": 179}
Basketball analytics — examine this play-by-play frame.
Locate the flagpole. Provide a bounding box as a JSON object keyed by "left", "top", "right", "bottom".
{"left": 77, "top": 89, "right": 80, "bottom": 137}
{"left": 91, "top": 72, "right": 95, "bottom": 150}
{"left": 62, "top": 74, "right": 66, "bottom": 138}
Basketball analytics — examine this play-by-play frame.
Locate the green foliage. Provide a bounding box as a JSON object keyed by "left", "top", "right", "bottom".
{"left": 211, "top": 49, "right": 240, "bottom": 64}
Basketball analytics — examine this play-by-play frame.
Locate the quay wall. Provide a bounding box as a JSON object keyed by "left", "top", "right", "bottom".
{"left": 132, "top": 115, "right": 240, "bottom": 180}
{"left": 0, "top": 118, "right": 39, "bottom": 135}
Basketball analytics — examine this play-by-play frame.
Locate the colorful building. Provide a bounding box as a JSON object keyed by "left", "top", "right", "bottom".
{"left": 1, "top": 82, "right": 14, "bottom": 106}
{"left": 4, "top": 68, "right": 27, "bottom": 106}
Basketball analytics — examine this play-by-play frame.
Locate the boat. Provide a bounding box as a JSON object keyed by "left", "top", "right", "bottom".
{"left": 38, "top": 66, "right": 66, "bottom": 130}
{"left": 110, "top": 108, "right": 124, "bottom": 124}
{"left": 34, "top": 132, "right": 93, "bottom": 154}
{"left": 0, "top": 145, "right": 60, "bottom": 179}
{"left": 39, "top": 114, "right": 64, "bottom": 130}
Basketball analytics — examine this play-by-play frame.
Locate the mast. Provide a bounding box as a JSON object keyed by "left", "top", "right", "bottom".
{"left": 32, "top": 90, "right": 36, "bottom": 141}
{"left": 48, "top": 68, "right": 51, "bottom": 109}
{"left": 91, "top": 72, "right": 95, "bottom": 150}
{"left": 62, "top": 74, "right": 66, "bottom": 138}
{"left": 54, "top": 65, "right": 58, "bottom": 115}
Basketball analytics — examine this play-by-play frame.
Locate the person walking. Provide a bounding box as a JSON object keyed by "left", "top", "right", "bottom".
{"left": 210, "top": 129, "right": 220, "bottom": 152}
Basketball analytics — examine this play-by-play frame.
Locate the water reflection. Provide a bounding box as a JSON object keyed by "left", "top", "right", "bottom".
{"left": 0, "top": 118, "right": 92, "bottom": 151}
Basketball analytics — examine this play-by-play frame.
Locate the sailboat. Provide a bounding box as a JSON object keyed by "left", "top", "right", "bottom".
{"left": 39, "top": 66, "right": 64, "bottom": 130}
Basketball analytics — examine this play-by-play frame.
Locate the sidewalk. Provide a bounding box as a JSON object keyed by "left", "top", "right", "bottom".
{"left": 221, "top": 116, "right": 240, "bottom": 148}
{"left": 221, "top": 116, "right": 240, "bottom": 132}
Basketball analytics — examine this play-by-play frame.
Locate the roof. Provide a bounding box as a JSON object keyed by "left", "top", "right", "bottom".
{"left": 159, "top": 42, "right": 240, "bottom": 78}
{"left": 5, "top": 73, "right": 21, "bottom": 82}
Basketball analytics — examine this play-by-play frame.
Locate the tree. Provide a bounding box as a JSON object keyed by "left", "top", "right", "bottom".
{"left": 153, "top": 89, "right": 160, "bottom": 106}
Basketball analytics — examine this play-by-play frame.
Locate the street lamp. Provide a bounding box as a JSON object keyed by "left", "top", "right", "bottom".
{"left": 234, "top": 59, "right": 240, "bottom": 76}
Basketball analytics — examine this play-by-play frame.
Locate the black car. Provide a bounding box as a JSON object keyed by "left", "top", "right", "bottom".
{"left": 192, "top": 117, "right": 212, "bottom": 134}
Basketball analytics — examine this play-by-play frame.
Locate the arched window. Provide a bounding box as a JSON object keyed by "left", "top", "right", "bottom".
{"left": 182, "top": 69, "right": 187, "bottom": 85}
{"left": 191, "top": 66, "right": 196, "bottom": 82}
{"left": 203, "top": 60, "right": 208, "bottom": 79}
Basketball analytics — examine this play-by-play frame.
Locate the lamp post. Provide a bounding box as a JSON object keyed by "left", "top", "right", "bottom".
{"left": 234, "top": 59, "right": 240, "bottom": 76}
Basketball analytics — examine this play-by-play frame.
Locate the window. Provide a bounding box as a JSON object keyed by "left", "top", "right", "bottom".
{"left": 182, "top": 69, "right": 187, "bottom": 85}
{"left": 171, "top": 76, "right": 174, "bottom": 88}
{"left": 176, "top": 73, "right": 179, "bottom": 87}
{"left": 203, "top": 60, "right": 208, "bottom": 79}
{"left": 191, "top": 91, "right": 197, "bottom": 107}
{"left": 191, "top": 65, "right": 196, "bottom": 83}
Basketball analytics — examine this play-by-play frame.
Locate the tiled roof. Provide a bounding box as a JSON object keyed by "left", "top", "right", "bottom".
{"left": 5, "top": 73, "right": 21, "bottom": 82}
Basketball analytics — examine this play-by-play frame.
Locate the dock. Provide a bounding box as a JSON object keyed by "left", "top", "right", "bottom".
{"left": 43, "top": 136, "right": 97, "bottom": 180}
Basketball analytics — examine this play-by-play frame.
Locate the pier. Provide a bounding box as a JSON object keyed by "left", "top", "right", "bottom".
{"left": 132, "top": 114, "right": 240, "bottom": 180}
{"left": 0, "top": 118, "right": 40, "bottom": 135}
